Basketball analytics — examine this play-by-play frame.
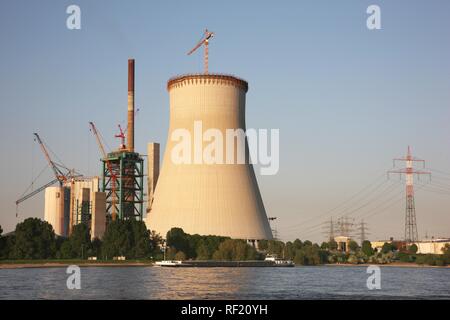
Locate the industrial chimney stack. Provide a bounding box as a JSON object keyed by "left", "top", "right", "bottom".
{"left": 127, "top": 59, "right": 135, "bottom": 152}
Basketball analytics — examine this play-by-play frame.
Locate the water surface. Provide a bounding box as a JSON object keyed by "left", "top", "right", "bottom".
{"left": 1, "top": 266, "right": 449, "bottom": 299}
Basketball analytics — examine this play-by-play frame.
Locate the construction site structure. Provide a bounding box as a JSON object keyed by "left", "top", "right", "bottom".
{"left": 147, "top": 142, "right": 160, "bottom": 214}
{"left": 187, "top": 29, "right": 214, "bottom": 74}
{"left": 99, "top": 59, "right": 144, "bottom": 221}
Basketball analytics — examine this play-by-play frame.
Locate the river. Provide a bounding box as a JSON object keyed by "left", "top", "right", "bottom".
{"left": 1, "top": 265, "right": 449, "bottom": 299}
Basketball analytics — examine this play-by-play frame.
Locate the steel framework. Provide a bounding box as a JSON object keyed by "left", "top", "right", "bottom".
{"left": 389, "top": 146, "right": 430, "bottom": 243}
{"left": 102, "top": 151, "right": 144, "bottom": 221}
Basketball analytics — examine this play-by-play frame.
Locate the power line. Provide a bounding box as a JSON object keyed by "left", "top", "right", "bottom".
{"left": 279, "top": 173, "right": 388, "bottom": 232}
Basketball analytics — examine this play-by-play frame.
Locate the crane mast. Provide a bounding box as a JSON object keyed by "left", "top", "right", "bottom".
{"left": 187, "top": 29, "right": 214, "bottom": 74}
{"left": 89, "top": 122, "right": 118, "bottom": 220}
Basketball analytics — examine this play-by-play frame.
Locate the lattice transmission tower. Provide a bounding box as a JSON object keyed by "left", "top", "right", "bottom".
{"left": 388, "top": 146, "right": 430, "bottom": 243}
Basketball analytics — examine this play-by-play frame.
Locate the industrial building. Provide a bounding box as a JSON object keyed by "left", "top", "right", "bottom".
{"left": 145, "top": 73, "right": 273, "bottom": 241}
{"left": 42, "top": 177, "right": 106, "bottom": 239}
{"left": 20, "top": 30, "right": 275, "bottom": 244}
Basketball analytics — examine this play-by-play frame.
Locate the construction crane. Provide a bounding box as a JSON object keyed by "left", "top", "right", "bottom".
{"left": 33, "top": 133, "right": 67, "bottom": 186}
{"left": 187, "top": 29, "right": 214, "bottom": 74}
{"left": 89, "top": 122, "right": 118, "bottom": 220}
{"left": 115, "top": 124, "right": 126, "bottom": 150}
{"left": 15, "top": 133, "right": 78, "bottom": 217}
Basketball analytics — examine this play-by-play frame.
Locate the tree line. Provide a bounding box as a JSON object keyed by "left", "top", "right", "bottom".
{"left": 0, "top": 218, "right": 162, "bottom": 260}
{"left": 1, "top": 220, "right": 449, "bottom": 266}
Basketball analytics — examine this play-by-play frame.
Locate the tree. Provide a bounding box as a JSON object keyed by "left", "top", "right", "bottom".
{"left": 328, "top": 240, "right": 338, "bottom": 251}
{"left": 348, "top": 240, "right": 359, "bottom": 252}
{"left": 320, "top": 242, "right": 329, "bottom": 250}
{"left": 196, "top": 241, "right": 210, "bottom": 260}
{"left": 13, "top": 218, "right": 56, "bottom": 259}
{"left": 166, "top": 228, "right": 190, "bottom": 256}
{"left": 0, "top": 224, "right": 5, "bottom": 259}
{"left": 174, "top": 251, "right": 186, "bottom": 261}
{"left": 70, "top": 224, "right": 91, "bottom": 259}
{"left": 408, "top": 244, "right": 418, "bottom": 254}
{"left": 381, "top": 242, "right": 395, "bottom": 254}
{"left": 102, "top": 220, "right": 155, "bottom": 259}
{"left": 58, "top": 240, "right": 74, "bottom": 259}
{"left": 212, "top": 239, "right": 256, "bottom": 261}
{"left": 361, "top": 240, "right": 374, "bottom": 256}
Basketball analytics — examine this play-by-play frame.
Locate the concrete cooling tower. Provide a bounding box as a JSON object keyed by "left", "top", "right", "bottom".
{"left": 146, "top": 74, "right": 273, "bottom": 240}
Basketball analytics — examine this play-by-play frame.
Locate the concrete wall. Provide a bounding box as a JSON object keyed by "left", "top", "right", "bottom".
{"left": 146, "top": 74, "right": 273, "bottom": 240}
{"left": 147, "top": 142, "right": 160, "bottom": 213}
{"left": 91, "top": 192, "right": 106, "bottom": 240}
{"left": 415, "top": 240, "right": 450, "bottom": 255}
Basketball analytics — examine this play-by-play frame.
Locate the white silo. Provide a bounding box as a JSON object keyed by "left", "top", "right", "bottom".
{"left": 44, "top": 186, "right": 69, "bottom": 237}
{"left": 146, "top": 74, "right": 273, "bottom": 240}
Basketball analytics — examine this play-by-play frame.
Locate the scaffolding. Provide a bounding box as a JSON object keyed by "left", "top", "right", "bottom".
{"left": 102, "top": 151, "right": 144, "bottom": 221}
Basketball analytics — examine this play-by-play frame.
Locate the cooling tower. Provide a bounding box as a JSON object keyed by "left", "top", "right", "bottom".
{"left": 146, "top": 74, "right": 273, "bottom": 240}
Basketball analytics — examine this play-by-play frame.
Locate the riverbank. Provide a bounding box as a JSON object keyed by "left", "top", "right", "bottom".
{"left": 2, "top": 261, "right": 450, "bottom": 269}
{"left": 324, "top": 262, "right": 450, "bottom": 268}
{"left": 0, "top": 260, "right": 154, "bottom": 269}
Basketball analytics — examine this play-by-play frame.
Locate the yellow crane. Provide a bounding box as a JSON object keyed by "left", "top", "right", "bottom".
{"left": 187, "top": 29, "right": 214, "bottom": 74}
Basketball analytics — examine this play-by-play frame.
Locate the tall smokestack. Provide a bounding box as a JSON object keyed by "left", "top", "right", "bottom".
{"left": 127, "top": 59, "right": 135, "bottom": 152}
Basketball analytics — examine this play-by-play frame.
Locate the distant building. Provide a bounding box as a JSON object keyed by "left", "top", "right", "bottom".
{"left": 370, "top": 238, "right": 407, "bottom": 252}
{"left": 415, "top": 239, "right": 450, "bottom": 255}
{"left": 334, "top": 236, "right": 352, "bottom": 252}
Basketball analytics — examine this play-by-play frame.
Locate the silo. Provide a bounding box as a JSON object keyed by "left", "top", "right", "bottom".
{"left": 146, "top": 74, "right": 273, "bottom": 240}
{"left": 44, "top": 186, "right": 69, "bottom": 237}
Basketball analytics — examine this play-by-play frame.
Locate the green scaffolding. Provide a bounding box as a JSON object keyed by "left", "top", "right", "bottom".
{"left": 101, "top": 151, "right": 144, "bottom": 221}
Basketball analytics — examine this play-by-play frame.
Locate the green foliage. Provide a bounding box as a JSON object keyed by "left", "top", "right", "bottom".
{"left": 12, "top": 218, "right": 57, "bottom": 259}
{"left": 212, "top": 239, "right": 257, "bottom": 261}
{"left": 320, "top": 242, "right": 329, "bottom": 250}
{"left": 416, "top": 254, "right": 447, "bottom": 266}
{"left": 267, "top": 240, "right": 285, "bottom": 255}
{"left": 292, "top": 242, "right": 327, "bottom": 266}
{"left": 361, "top": 240, "right": 374, "bottom": 256}
{"left": 195, "top": 240, "right": 211, "bottom": 260}
{"left": 101, "top": 220, "right": 156, "bottom": 259}
{"left": 381, "top": 242, "right": 395, "bottom": 254}
{"left": 70, "top": 224, "right": 91, "bottom": 259}
{"left": 328, "top": 240, "right": 338, "bottom": 251}
{"left": 348, "top": 240, "right": 359, "bottom": 252}
{"left": 408, "top": 244, "right": 418, "bottom": 254}
{"left": 174, "top": 251, "right": 187, "bottom": 261}
{"left": 166, "top": 228, "right": 190, "bottom": 255}
{"left": 0, "top": 224, "right": 3, "bottom": 236}
{"left": 165, "top": 228, "right": 229, "bottom": 260}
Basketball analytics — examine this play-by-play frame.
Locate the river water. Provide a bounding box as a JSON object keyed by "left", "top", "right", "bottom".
{"left": 1, "top": 266, "right": 449, "bottom": 299}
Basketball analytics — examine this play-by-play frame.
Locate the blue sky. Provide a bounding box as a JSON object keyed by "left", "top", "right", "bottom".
{"left": 1, "top": 0, "right": 450, "bottom": 243}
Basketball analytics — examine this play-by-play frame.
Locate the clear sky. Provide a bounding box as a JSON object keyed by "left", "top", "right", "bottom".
{"left": 1, "top": 0, "right": 449, "bottom": 243}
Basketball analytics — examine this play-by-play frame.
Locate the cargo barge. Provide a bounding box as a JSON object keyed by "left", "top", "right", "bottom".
{"left": 155, "top": 255, "right": 295, "bottom": 268}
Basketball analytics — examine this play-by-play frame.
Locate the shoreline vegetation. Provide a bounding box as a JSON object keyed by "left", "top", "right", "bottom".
{"left": 1, "top": 218, "right": 449, "bottom": 269}
{"left": 1, "top": 261, "right": 450, "bottom": 269}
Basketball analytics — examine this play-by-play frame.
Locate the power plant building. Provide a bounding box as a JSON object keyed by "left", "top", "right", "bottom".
{"left": 146, "top": 74, "right": 273, "bottom": 241}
